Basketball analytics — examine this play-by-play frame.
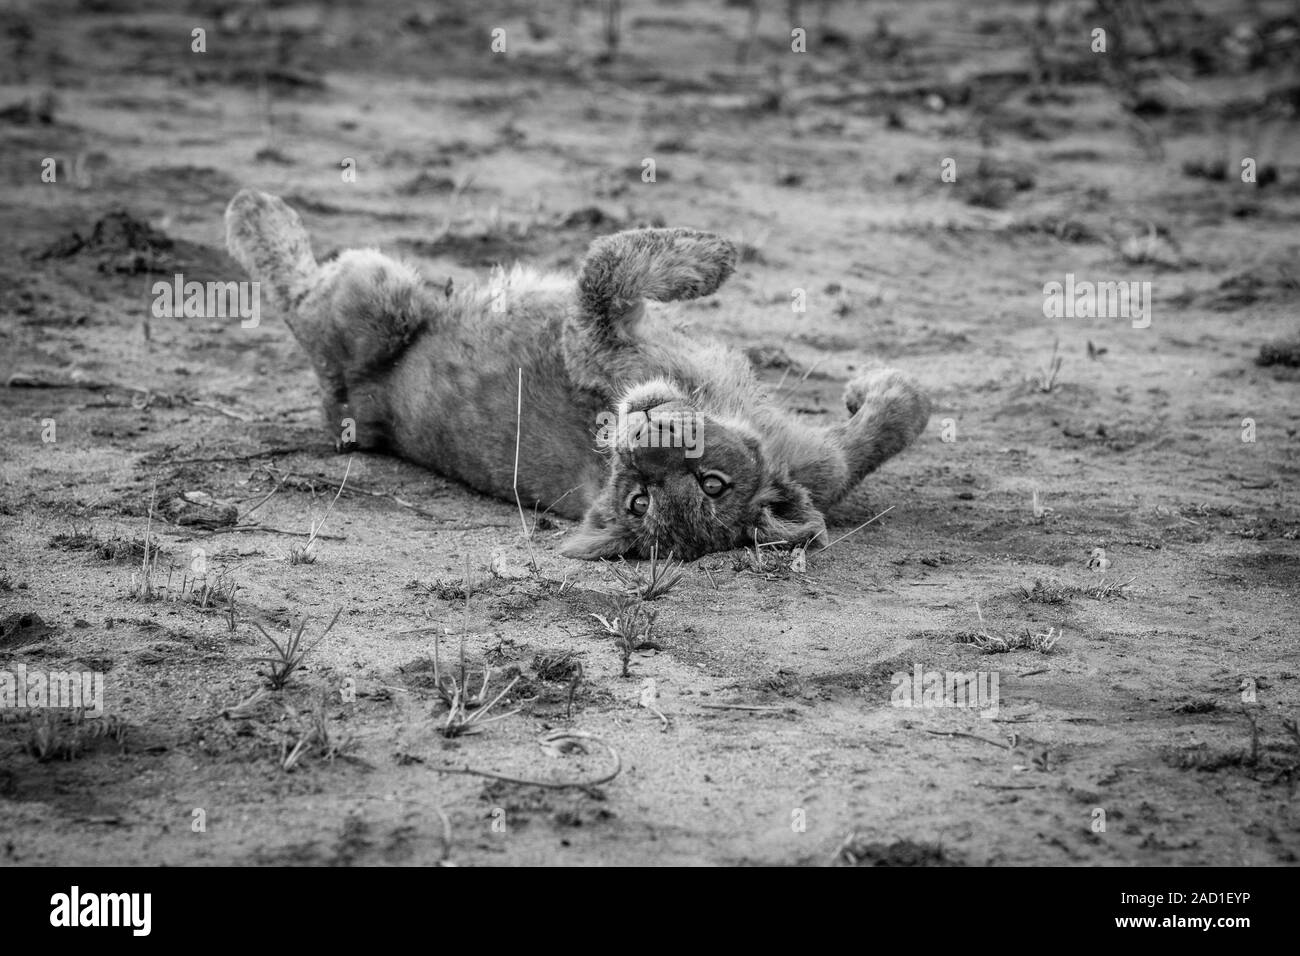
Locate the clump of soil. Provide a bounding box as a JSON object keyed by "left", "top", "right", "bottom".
{"left": 833, "top": 837, "right": 963, "bottom": 867}
{"left": 37, "top": 209, "right": 177, "bottom": 274}
{"left": 0, "top": 612, "right": 55, "bottom": 650}
{"left": 1256, "top": 335, "right": 1300, "bottom": 368}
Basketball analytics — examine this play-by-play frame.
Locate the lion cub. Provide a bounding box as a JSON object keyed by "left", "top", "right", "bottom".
{"left": 225, "top": 190, "right": 931, "bottom": 560}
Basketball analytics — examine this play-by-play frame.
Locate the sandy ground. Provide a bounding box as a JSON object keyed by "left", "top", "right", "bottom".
{"left": 1, "top": 0, "right": 1298, "bottom": 866}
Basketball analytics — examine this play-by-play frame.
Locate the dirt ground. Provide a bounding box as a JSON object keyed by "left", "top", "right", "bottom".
{"left": 1, "top": 0, "right": 1298, "bottom": 866}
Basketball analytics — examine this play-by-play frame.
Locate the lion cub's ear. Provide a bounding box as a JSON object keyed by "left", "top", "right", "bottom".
{"left": 561, "top": 494, "right": 639, "bottom": 560}
{"left": 751, "top": 476, "right": 828, "bottom": 549}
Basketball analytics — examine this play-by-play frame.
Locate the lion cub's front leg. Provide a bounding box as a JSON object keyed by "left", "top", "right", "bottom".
{"left": 563, "top": 227, "right": 737, "bottom": 393}
{"left": 828, "top": 368, "right": 933, "bottom": 498}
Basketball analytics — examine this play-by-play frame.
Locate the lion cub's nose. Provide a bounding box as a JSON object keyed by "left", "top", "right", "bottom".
{"left": 629, "top": 414, "right": 687, "bottom": 479}
{"left": 631, "top": 413, "right": 677, "bottom": 446}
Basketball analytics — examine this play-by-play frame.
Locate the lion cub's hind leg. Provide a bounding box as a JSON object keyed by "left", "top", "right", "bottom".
{"left": 300, "top": 250, "right": 438, "bottom": 451}
{"left": 227, "top": 190, "right": 435, "bottom": 451}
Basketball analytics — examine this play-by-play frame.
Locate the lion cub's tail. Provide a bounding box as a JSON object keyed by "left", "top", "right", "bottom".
{"left": 575, "top": 228, "right": 737, "bottom": 340}
{"left": 225, "top": 189, "right": 320, "bottom": 313}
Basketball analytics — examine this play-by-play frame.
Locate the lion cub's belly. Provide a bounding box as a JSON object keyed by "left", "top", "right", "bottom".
{"left": 384, "top": 319, "right": 608, "bottom": 519}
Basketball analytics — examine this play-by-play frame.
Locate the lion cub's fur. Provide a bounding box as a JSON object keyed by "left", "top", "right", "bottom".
{"left": 225, "top": 189, "right": 932, "bottom": 560}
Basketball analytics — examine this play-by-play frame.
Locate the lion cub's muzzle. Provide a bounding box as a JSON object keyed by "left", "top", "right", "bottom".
{"left": 615, "top": 402, "right": 706, "bottom": 476}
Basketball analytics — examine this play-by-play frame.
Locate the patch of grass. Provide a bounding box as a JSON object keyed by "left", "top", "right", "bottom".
{"left": 189, "top": 568, "right": 236, "bottom": 611}
{"left": 1117, "top": 224, "right": 1177, "bottom": 266}
{"left": 1033, "top": 338, "right": 1063, "bottom": 393}
{"left": 252, "top": 608, "right": 341, "bottom": 690}
{"left": 25, "top": 711, "right": 128, "bottom": 762}
{"left": 429, "top": 631, "right": 520, "bottom": 738}
{"left": 731, "top": 527, "right": 819, "bottom": 573}
{"left": 606, "top": 542, "right": 687, "bottom": 599}
{"left": 50, "top": 526, "right": 147, "bottom": 561}
{"left": 1017, "top": 579, "right": 1072, "bottom": 604}
{"left": 1017, "top": 577, "right": 1133, "bottom": 603}
{"left": 280, "top": 691, "right": 355, "bottom": 771}
{"left": 1077, "top": 577, "right": 1134, "bottom": 599}
{"left": 591, "top": 593, "right": 660, "bottom": 678}
{"left": 128, "top": 482, "right": 160, "bottom": 601}
{"left": 1165, "top": 710, "right": 1300, "bottom": 779}
{"left": 958, "top": 603, "right": 1061, "bottom": 654}
{"left": 409, "top": 578, "right": 478, "bottom": 600}
{"left": 533, "top": 651, "right": 580, "bottom": 682}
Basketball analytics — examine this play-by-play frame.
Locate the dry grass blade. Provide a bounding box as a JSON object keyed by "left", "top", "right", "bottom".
{"left": 512, "top": 367, "right": 539, "bottom": 572}
{"left": 821, "top": 505, "right": 894, "bottom": 551}
{"left": 290, "top": 456, "right": 353, "bottom": 564}
{"left": 129, "top": 480, "right": 159, "bottom": 601}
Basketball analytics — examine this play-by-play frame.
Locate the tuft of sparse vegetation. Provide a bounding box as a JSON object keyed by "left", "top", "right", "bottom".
{"left": 1018, "top": 577, "right": 1133, "bottom": 603}
{"left": 730, "top": 527, "right": 819, "bottom": 573}
{"left": 50, "top": 526, "right": 148, "bottom": 561}
{"left": 252, "top": 608, "right": 341, "bottom": 690}
{"left": 533, "top": 651, "right": 580, "bottom": 682}
{"left": 1033, "top": 338, "right": 1063, "bottom": 393}
{"left": 1117, "top": 224, "right": 1178, "bottom": 267}
{"left": 1077, "top": 577, "right": 1134, "bottom": 599}
{"left": 420, "top": 579, "right": 476, "bottom": 600}
{"left": 606, "top": 542, "right": 687, "bottom": 599}
{"left": 128, "top": 482, "right": 160, "bottom": 601}
{"left": 25, "top": 711, "right": 128, "bottom": 762}
{"left": 428, "top": 631, "right": 521, "bottom": 738}
{"left": 1018, "top": 579, "right": 1072, "bottom": 604}
{"left": 189, "top": 568, "right": 236, "bottom": 610}
{"left": 280, "top": 692, "right": 355, "bottom": 771}
{"left": 591, "top": 592, "right": 660, "bottom": 678}
{"left": 957, "top": 603, "right": 1061, "bottom": 654}
{"left": 1165, "top": 709, "right": 1300, "bottom": 779}
{"left": 289, "top": 457, "right": 352, "bottom": 564}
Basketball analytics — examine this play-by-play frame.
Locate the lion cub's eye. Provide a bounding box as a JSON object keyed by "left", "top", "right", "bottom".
{"left": 628, "top": 492, "right": 650, "bottom": 517}
{"left": 699, "top": 473, "right": 730, "bottom": 498}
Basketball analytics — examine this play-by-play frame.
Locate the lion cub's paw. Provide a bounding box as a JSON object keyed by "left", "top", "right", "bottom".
{"left": 844, "top": 368, "right": 932, "bottom": 440}
{"left": 660, "top": 229, "right": 737, "bottom": 300}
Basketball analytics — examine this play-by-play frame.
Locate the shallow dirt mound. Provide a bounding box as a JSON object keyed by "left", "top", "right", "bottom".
{"left": 833, "top": 837, "right": 963, "bottom": 867}
{"left": 1256, "top": 335, "right": 1300, "bottom": 368}
{"left": 38, "top": 209, "right": 176, "bottom": 274}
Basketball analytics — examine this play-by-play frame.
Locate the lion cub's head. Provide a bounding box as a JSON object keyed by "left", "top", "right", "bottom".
{"left": 561, "top": 381, "right": 827, "bottom": 561}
